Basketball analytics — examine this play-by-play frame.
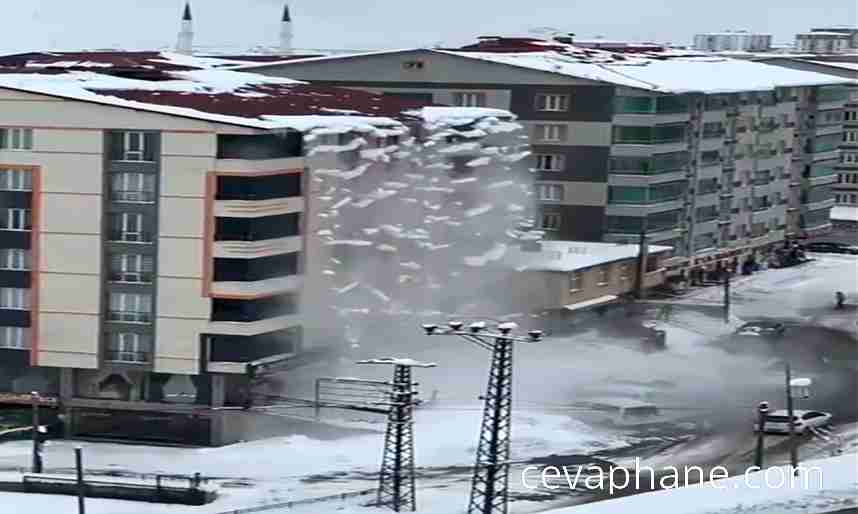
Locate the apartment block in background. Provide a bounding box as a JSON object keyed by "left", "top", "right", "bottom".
{"left": 243, "top": 37, "right": 852, "bottom": 266}
{"left": 754, "top": 56, "right": 858, "bottom": 230}
{"left": 693, "top": 31, "right": 772, "bottom": 53}
{"left": 0, "top": 51, "right": 425, "bottom": 445}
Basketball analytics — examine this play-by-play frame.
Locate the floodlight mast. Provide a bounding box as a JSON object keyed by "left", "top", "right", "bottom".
{"left": 423, "top": 320, "right": 542, "bottom": 514}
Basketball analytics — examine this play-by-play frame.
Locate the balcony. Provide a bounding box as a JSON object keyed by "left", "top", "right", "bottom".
{"left": 214, "top": 235, "right": 302, "bottom": 260}
{"left": 207, "top": 313, "right": 302, "bottom": 337}
{"left": 107, "top": 311, "right": 152, "bottom": 324}
{"left": 214, "top": 197, "right": 304, "bottom": 218}
{"left": 112, "top": 190, "right": 155, "bottom": 204}
{"left": 109, "top": 232, "right": 153, "bottom": 244}
{"left": 211, "top": 275, "right": 303, "bottom": 298}
{"left": 801, "top": 197, "right": 836, "bottom": 212}
{"left": 105, "top": 350, "right": 150, "bottom": 364}
{"left": 108, "top": 272, "right": 154, "bottom": 284}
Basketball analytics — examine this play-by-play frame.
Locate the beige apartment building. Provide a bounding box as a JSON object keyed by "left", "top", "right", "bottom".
{"left": 0, "top": 51, "right": 432, "bottom": 444}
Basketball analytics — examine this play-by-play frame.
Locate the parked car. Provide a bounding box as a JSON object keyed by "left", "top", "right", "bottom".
{"left": 804, "top": 242, "right": 858, "bottom": 255}
{"left": 734, "top": 321, "right": 786, "bottom": 339}
{"left": 572, "top": 398, "right": 664, "bottom": 427}
{"left": 755, "top": 409, "right": 832, "bottom": 434}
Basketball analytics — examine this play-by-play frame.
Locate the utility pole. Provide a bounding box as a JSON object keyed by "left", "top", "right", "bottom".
{"left": 31, "top": 391, "right": 42, "bottom": 474}
{"left": 754, "top": 401, "right": 769, "bottom": 468}
{"left": 358, "top": 358, "right": 436, "bottom": 512}
{"left": 785, "top": 363, "right": 799, "bottom": 472}
{"left": 423, "top": 321, "right": 542, "bottom": 514}
{"left": 635, "top": 230, "right": 649, "bottom": 300}
{"left": 723, "top": 270, "right": 731, "bottom": 324}
{"left": 75, "top": 446, "right": 86, "bottom": 514}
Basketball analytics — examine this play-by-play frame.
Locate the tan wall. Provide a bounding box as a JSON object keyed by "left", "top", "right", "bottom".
{"left": 154, "top": 318, "right": 205, "bottom": 374}
{"left": 161, "top": 132, "right": 217, "bottom": 157}
{"left": 38, "top": 313, "right": 99, "bottom": 370}
{"left": 41, "top": 234, "right": 101, "bottom": 275}
{"left": 160, "top": 197, "right": 205, "bottom": 238}
{"left": 159, "top": 238, "right": 204, "bottom": 278}
{"left": 160, "top": 155, "right": 212, "bottom": 197}
{"left": 41, "top": 193, "right": 101, "bottom": 234}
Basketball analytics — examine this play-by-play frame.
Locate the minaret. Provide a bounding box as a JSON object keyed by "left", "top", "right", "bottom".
{"left": 176, "top": 2, "right": 194, "bottom": 55}
{"left": 280, "top": 3, "right": 293, "bottom": 54}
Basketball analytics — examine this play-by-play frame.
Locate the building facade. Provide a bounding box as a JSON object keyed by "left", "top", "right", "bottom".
{"left": 796, "top": 32, "right": 853, "bottom": 54}
{"left": 0, "top": 55, "right": 447, "bottom": 444}
{"left": 693, "top": 32, "right": 772, "bottom": 52}
{"left": 754, "top": 57, "right": 858, "bottom": 222}
{"left": 243, "top": 39, "right": 851, "bottom": 262}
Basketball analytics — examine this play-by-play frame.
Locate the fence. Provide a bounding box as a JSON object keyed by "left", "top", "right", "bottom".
{"left": 215, "top": 488, "right": 376, "bottom": 513}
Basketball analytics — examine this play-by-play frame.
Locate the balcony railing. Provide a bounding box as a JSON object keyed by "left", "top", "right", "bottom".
{"left": 614, "top": 136, "right": 686, "bottom": 145}
{"left": 752, "top": 176, "right": 772, "bottom": 186}
{"left": 105, "top": 350, "right": 150, "bottom": 364}
{"left": 752, "top": 203, "right": 773, "bottom": 212}
{"left": 109, "top": 231, "right": 153, "bottom": 244}
{"left": 107, "top": 311, "right": 152, "bottom": 324}
{"left": 112, "top": 190, "right": 156, "bottom": 204}
{"left": 108, "top": 272, "right": 154, "bottom": 284}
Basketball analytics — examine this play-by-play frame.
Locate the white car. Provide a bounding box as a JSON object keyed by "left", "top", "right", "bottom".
{"left": 755, "top": 409, "right": 832, "bottom": 434}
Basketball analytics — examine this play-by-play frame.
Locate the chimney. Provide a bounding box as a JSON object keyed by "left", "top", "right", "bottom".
{"left": 280, "top": 3, "right": 293, "bottom": 54}
{"left": 176, "top": 2, "right": 194, "bottom": 55}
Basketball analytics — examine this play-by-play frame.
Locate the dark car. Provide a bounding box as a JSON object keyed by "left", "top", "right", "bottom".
{"left": 734, "top": 321, "right": 786, "bottom": 339}
{"left": 804, "top": 242, "right": 858, "bottom": 255}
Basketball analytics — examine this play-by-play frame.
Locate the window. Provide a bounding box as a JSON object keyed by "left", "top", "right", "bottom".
{"left": 614, "top": 96, "right": 653, "bottom": 114}
{"left": 597, "top": 267, "right": 610, "bottom": 285}
{"left": 537, "top": 184, "right": 564, "bottom": 201}
{"left": 700, "top": 150, "right": 721, "bottom": 166}
{"left": 402, "top": 60, "right": 425, "bottom": 70}
{"left": 122, "top": 132, "right": 147, "bottom": 161}
{"left": 109, "top": 254, "right": 153, "bottom": 283}
{"left": 618, "top": 264, "right": 630, "bottom": 281}
{"left": 453, "top": 92, "right": 486, "bottom": 107}
{"left": 0, "top": 249, "right": 29, "bottom": 271}
{"left": 535, "top": 124, "right": 567, "bottom": 142}
{"left": 108, "top": 293, "right": 152, "bottom": 323}
{"left": 844, "top": 130, "right": 858, "bottom": 144}
{"left": 702, "top": 122, "right": 724, "bottom": 138}
{"left": 106, "top": 333, "right": 151, "bottom": 363}
{"left": 608, "top": 186, "right": 648, "bottom": 204}
{"left": 542, "top": 213, "right": 561, "bottom": 231}
{"left": 0, "top": 169, "right": 32, "bottom": 191}
{"left": 535, "top": 154, "right": 565, "bottom": 172}
{"left": 569, "top": 272, "right": 581, "bottom": 291}
{"left": 0, "top": 128, "right": 33, "bottom": 150}
{"left": 0, "top": 288, "right": 29, "bottom": 310}
{"left": 535, "top": 94, "right": 569, "bottom": 112}
{"left": 845, "top": 110, "right": 858, "bottom": 122}
{"left": 111, "top": 213, "right": 149, "bottom": 243}
{"left": 612, "top": 124, "right": 686, "bottom": 144}
{"left": 0, "top": 327, "right": 29, "bottom": 349}
{"left": 0, "top": 209, "right": 31, "bottom": 231}
{"left": 112, "top": 173, "right": 155, "bottom": 203}
{"left": 842, "top": 152, "right": 858, "bottom": 164}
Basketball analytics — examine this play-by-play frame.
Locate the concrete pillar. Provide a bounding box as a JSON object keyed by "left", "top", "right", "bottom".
{"left": 210, "top": 374, "right": 225, "bottom": 408}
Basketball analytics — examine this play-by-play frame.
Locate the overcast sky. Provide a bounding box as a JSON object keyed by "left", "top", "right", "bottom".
{"left": 2, "top": 0, "right": 856, "bottom": 54}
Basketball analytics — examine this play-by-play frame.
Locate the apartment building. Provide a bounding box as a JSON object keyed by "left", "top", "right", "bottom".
{"left": 241, "top": 37, "right": 851, "bottom": 266}
{"left": 0, "top": 52, "right": 438, "bottom": 444}
{"left": 796, "top": 31, "right": 854, "bottom": 54}
{"left": 693, "top": 31, "right": 772, "bottom": 53}
{"left": 754, "top": 57, "right": 858, "bottom": 223}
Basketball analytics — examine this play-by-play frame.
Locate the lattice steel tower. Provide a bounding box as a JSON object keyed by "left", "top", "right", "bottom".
{"left": 358, "top": 358, "right": 437, "bottom": 512}
{"left": 422, "top": 321, "right": 542, "bottom": 514}
{"left": 468, "top": 337, "right": 514, "bottom": 514}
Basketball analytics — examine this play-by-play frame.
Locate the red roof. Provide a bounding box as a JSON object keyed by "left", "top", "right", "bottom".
{"left": 0, "top": 51, "right": 202, "bottom": 71}
{"left": 93, "top": 84, "right": 430, "bottom": 121}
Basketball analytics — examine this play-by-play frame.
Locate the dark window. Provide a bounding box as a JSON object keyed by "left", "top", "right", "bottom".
{"left": 216, "top": 133, "right": 303, "bottom": 159}
{"left": 213, "top": 252, "right": 299, "bottom": 282}
{"left": 216, "top": 173, "right": 302, "bottom": 200}
{"left": 107, "top": 131, "right": 157, "bottom": 162}
{"left": 214, "top": 213, "right": 300, "bottom": 241}
{"left": 208, "top": 327, "right": 300, "bottom": 362}
{"left": 211, "top": 295, "right": 297, "bottom": 322}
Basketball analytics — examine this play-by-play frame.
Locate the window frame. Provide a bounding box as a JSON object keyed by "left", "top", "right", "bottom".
{"left": 536, "top": 124, "right": 566, "bottom": 143}
{"left": 537, "top": 183, "right": 564, "bottom": 202}
{"left": 122, "top": 131, "right": 148, "bottom": 161}
{"left": 0, "top": 249, "right": 30, "bottom": 271}
{"left": 568, "top": 272, "right": 581, "bottom": 292}
{"left": 453, "top": 92, "right": 487, "bottom": 107}
{"left": 0, "top": 169, "right": 32, "bottom": 191}
{"left": 0, "top": 287, "right": 29, "bottom": 310}
{"left": 0, "top": 326, "right": 29, "bottom": 349}
{"left": 108, "top": 292, "right": 152, "bottom": 323}
{"left": 535, "top": 154, "right": 565, "bottom": 172}
{"left": 541, "top": 212, "right": 562, "bottom": 231}
{"left": 535, "top": 94, "right": 570, "bottom": 112}
{"left": 112, "top": 172, "right": 155, "bottom": 203}
{"left": 0, "top": 128, "right": 34, "bottom": 151}
{"left": 2, "top": 208, "right": 31, "bottom": 231}
{"left": 108, "top": 332, "right": 150, "bottom": 363}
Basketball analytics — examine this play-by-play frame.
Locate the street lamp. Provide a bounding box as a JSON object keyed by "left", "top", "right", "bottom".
{"left": 754, "top": 401, "right": 770, "bottom": 468}
{"left": 785, "top": 365, "right": 813, "bottom": 473}
{"left": 423, "top": 320, "right": 542, "bottom": 514}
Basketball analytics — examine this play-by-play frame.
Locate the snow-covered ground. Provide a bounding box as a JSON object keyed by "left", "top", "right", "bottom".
{"left": 0, "top": 255, "right": 855, "bottom": 513}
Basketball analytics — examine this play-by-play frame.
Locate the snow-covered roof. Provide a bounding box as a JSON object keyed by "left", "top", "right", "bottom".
{"left": 502, "top": 241, "right": 673, "bottom": 273}
{"left": 809, "top": 60, "right": 858, "bottom": 72}
{"left": 797, "top": 31, "right": 853, "bottom": 37}
{"left": 437, "top": 49, "right": 855, "bottom": 93}
{"left": 831, "top": 205, "right": 858, "bottom": 222}
{"left": 250, "top": 40, "right": 855, "bottom": 94}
